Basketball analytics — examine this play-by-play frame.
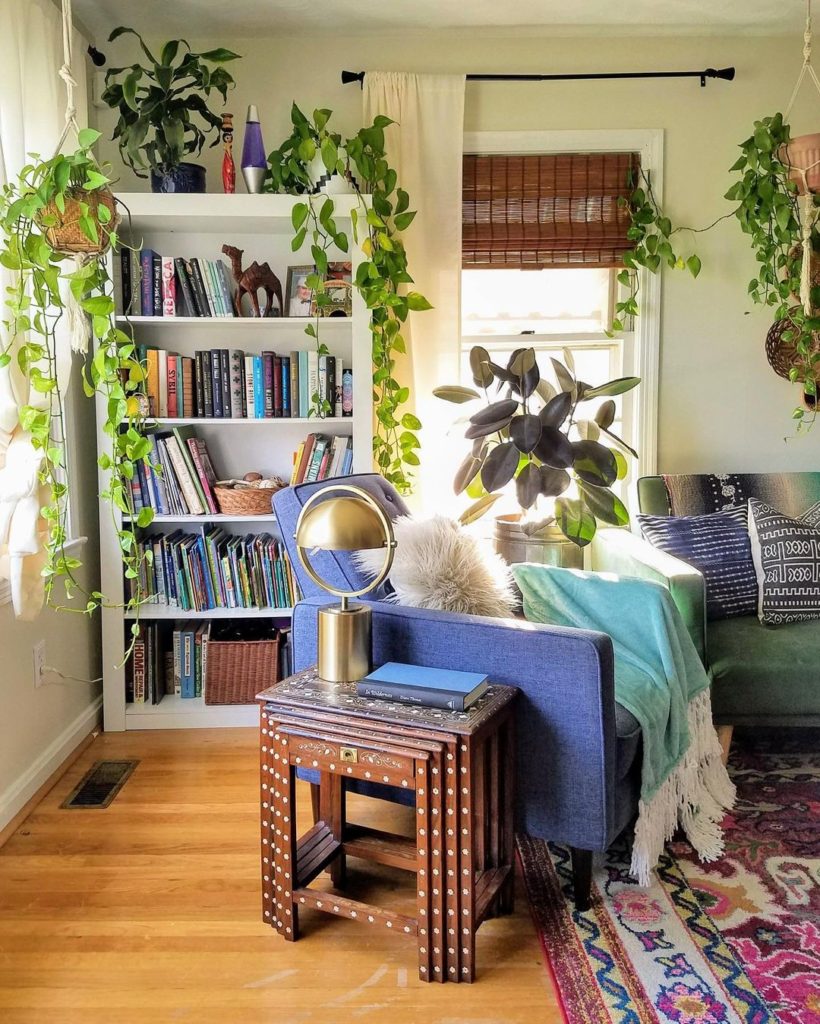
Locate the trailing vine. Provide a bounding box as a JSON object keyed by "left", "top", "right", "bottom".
{"left": 0, "top": 128, "right": 151, "bottom": 628}
{"left": 610, "top": 168, "right": 701, "bottom": 335}
{"left": 266, "top": 105, "right": 429, "bottom": 494}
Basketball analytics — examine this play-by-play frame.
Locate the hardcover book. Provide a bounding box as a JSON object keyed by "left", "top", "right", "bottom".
{"left": 358, "top": 662, "right": 489, "bottom": 711}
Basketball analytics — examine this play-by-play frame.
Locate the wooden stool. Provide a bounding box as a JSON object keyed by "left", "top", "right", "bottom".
{"left": 258, "top": 667, "right": 517, "bottom": 983}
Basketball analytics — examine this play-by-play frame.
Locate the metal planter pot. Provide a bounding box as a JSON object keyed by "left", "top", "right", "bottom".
{"left": 493, "top": 513, "right": 583, "bottom": 569}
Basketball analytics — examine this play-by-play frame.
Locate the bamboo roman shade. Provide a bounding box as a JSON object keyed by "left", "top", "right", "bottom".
{"left": 462, "top": 152, "right": 640, "bottom": 269}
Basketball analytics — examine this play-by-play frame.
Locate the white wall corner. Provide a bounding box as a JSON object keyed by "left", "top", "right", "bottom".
{"left": 0, "top": 695, "right": 102, "bottom": 833}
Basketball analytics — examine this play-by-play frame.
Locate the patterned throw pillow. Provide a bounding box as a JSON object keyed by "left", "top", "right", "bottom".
{"left": 748, "top": 498, "right": 820, "bottom": 625}
{"left": 637, "top": 505, "right": 758, "bottom": 620}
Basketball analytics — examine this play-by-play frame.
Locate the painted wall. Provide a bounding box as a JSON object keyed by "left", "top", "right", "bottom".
{"left": 92, "top": 29, "right": 819, "bottom": 475}
{"left": 0, "top": 357, "right": 102, "bottom": 829}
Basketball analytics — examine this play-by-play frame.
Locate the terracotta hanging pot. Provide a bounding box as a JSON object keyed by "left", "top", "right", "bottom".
{"left": 779, "top": 132, "right": 820, "bottom": 194}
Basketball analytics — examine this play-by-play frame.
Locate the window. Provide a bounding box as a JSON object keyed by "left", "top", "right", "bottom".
{"left": 461, "top": 131, "right": 662, "bottom": 483}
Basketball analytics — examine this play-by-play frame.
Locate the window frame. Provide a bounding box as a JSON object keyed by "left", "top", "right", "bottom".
{"left": 462, "top": 128, "right": 663, "bottom": 478}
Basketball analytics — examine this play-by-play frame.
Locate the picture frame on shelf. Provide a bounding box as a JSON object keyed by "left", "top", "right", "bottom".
{"left": 312, "top": 261, "right": 353, "bottom": 317}
{"left": 285, "top": 264, "right": 314, "bottom": 317}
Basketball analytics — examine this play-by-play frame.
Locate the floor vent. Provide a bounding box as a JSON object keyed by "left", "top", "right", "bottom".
{"left": 61, "top": 760, "right": 139, "bottom": 809}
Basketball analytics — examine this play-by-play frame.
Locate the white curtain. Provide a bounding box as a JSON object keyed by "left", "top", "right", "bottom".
{"left": 0, "top": 0, "right": 88, "bottom": 617}
{"left": 363, "top": 72, "right": 465, "bottom": 512}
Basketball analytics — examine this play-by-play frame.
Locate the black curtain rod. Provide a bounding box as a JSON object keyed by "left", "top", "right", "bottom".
{"left": 341, "top": 67, "right": 735, "bottom": 88}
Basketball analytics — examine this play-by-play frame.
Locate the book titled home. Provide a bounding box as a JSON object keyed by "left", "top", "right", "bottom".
{"left": 357, "top": 662, "right": 489, "bottom": 711}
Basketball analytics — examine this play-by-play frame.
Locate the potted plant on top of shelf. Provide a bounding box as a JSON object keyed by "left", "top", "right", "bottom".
{"left": 435, "top": 346, "right": 640, "bottom": 566}
{"left": 102, "top": 27, "right": 240, "bottom": 193}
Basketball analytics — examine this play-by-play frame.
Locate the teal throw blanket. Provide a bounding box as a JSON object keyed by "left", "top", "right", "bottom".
{"left": 513, "top": 563, "right": 734, "bottom": 883}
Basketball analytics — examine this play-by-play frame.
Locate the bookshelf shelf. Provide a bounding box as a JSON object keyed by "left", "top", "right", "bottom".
{"left": 124, "top": 606, "right": 292, "bottom": 620}
{"left": 123, "top": 513, "right": 277, "bottom": 524}
{"left": 116, "top": 315, "right": 352, "bottom": 327}
{"left": 126, "top": 695, "right": 259, "bottom": 729}
{"left": 135, "top": 417, "right": 352, "bottom": 427}
{"left": 98, "top": 192, "right": 371, "bottom": 732}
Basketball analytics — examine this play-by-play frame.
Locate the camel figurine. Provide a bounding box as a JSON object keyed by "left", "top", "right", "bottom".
{"left": 221, "top": 244, "right": 284, "bottom": 318}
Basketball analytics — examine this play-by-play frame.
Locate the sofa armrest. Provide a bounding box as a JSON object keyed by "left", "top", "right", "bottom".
{"left": 591, "top": 528, "right": 707, "bottom": 662}
{"left": 292, "top": 597, "right": 619, "bottom": 851}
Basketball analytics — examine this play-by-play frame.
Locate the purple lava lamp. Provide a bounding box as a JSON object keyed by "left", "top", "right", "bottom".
{"left": 241, "top": 105, "right": 267, "bottom": 193}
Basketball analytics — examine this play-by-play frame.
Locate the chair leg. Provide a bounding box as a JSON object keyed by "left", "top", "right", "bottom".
{"left": 570, "top": 847, "right": 593, "bottom": 912}
{"left": 717, "top": 725, "right": 733, "bottom": 766}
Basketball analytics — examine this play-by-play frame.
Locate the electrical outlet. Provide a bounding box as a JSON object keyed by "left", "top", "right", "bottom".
{"left": 33, "top": 640, "right": 46, "bottom": 688}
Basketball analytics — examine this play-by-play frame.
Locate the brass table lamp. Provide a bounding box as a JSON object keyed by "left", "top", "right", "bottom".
{"left": 294, "top": 483, "right": 396, "bottom": 683}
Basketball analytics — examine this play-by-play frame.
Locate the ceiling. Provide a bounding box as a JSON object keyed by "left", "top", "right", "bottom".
{"left": 75, "top": 0, "right": 807, "bottom": 40}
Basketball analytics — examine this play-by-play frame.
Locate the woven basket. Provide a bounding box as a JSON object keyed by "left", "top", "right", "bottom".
{"left": 214, "top": 483, "right": 282, "bottom": 516}
{"left": 38, "top": 187, "right": 119, "bottom": 256}
{"left": 787, "top": 243, "right": 820, "bottom": 303}
{"left": 765, "top": 310, "right": 820, "bottom": 380}
{"left": 204, "top": 634, "right": 280, "bottom": 704}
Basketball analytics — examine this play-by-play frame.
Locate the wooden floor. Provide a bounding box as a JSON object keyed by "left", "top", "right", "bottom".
{"left": 0, "top": 729, "right": 559, "bottom": 1023}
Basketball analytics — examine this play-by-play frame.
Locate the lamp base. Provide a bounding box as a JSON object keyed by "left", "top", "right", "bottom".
{"left": 318, "top": 603, "right": 371, "bottom": 683}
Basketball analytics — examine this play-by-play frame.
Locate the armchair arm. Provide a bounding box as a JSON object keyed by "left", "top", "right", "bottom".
{"left": 591, "top": 528, "right": 707, "bottom": 662}
{"left": 292, "top": 597, "right": 619, "bottom": 851}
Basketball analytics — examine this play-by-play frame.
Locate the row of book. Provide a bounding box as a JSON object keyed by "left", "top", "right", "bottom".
{"left": 127, "top": 622, "right": 291, "bottom": 705}
{"left": 130, "top": 529, "right": 300, "bottom": 611}
{"left": 132, "top": 426, "right": 220, "bottom": 518}
{"left": 291, "top": 433, "right": 354, "bottom": 485}
{"left": 137, "top": 346, "right": 352, "bottom": 420}
{"left": 118, "top": 249, "right": 237, "bottom": 318}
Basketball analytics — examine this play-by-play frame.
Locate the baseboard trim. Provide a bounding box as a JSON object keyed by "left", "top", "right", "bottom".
{"left": 0, "top": 696, "right": 102, "bottom": 844}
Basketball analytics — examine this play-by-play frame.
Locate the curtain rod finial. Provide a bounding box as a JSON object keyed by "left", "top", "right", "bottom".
{"left": 341, "top": 70, "right": 365, "bottom": 87}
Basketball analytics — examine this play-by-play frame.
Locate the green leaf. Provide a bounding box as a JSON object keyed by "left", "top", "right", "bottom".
{"left": 687, "top": 254, "right": 702, "bottom": 278}
{"left": 292, "top": 203, "right": 309, "bottom": 231}
{"left": 433, "top": 385, "right": 481, "bottom": 404}
{"left": 405, "top": 291, "right": 432, "bottom": 312}
{"left": 198, "top": 47, "right": 242, "bottom": 63}
{"left": 401, "top": 412, "right": 422, "bottom": 430}
{"left": 77, "top": 127, "right": 102, "bottom": 149}
{"left": 580, "top": 376, "right": 640, "bottom": 400}
{"left": 555, "top": 496, "right": 597, "bottom": 547}
{"left": 458, "top": 493, "right": 501, "bottom": 526}
{"left": 122, "top": 69, "right": 142, "bottom": 111}
{"left": 577, "top": 481, "right": 629, "bottom": 526}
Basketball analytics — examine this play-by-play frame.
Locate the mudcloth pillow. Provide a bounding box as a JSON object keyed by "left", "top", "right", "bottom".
{"left": 637, "top": 505, "right": 757, "bottom": 620}
{"left": 748, "top": 498, "right": 820, "bottom": 625}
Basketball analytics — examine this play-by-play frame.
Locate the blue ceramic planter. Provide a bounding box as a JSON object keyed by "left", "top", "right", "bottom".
{"left": 150, "top": 162, "right": 207, "bottom": 194}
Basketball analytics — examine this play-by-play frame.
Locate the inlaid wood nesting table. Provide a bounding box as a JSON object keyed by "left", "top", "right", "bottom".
{"left": 257, "top": 667, "right": 517, "bottom": 983}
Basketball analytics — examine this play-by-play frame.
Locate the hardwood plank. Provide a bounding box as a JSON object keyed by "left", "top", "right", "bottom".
{"left": 0, "top": 728, "right": 559, "bottom": 1021}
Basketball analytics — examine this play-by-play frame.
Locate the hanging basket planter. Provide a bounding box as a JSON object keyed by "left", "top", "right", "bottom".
{"left": 780, "top": 132, "right": 820, "bottom": 194}
{"left": 37, "top": 186, "right": 119, "bottom": 257}
{"left": 765, "top": 308, "right": 820, "bottom": 379}
{"left": 788, "top": 241, "right": 820, "bottom": 302}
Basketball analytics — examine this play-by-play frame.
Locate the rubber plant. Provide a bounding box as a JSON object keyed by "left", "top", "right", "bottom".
{"left": 725, "top": 112, "right": 820, "bottom": 419}
{"left": 266, "top": 104, "right": 430, "bottom": 494}
{"left": 434, "top": 346, "right": 640, "bottom": 547}
{"left": 102, "top": 27, "right": 239, "bottom": 188}
{"left": 0, "top": 127, "right": 151, "bottom": 625}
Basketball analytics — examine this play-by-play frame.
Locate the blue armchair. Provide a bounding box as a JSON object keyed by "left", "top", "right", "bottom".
{"left": 273, "top": 474, "right": 643, "bottom": 908}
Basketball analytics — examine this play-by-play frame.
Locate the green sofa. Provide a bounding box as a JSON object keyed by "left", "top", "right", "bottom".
{"left": 592, "top": 473, "right": 820, "bottom": 728}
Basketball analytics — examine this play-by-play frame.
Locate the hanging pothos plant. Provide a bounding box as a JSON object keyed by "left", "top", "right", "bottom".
{"left": 0, "top": 127, "right": 151, "bottom": 625}
{"left": 609, "top": 167, "right": 702, "bottom": 336}
{"left": 266, "top": 104, "right": 431, "bottom": 494}
{"left": 725, "top": 112, "right": 820, "bottom": 419}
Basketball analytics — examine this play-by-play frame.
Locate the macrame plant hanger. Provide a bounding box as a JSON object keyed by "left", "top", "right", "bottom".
{"left": 785, "top": 0, "right": 820, "bottom": 316}
{"left": 54, "top": 0, "right": 109, "bottom": 354}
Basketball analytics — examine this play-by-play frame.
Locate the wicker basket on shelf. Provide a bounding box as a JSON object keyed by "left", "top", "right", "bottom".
{"left": 214, "top": 473, "right": 286, "bottom": 516}
{"left": 204, "top": 632, "right": 280, "bottom": 705}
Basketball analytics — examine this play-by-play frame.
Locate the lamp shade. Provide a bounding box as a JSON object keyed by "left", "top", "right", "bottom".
{"left": 296, "top": 495, "right": 387, "bottom": 551}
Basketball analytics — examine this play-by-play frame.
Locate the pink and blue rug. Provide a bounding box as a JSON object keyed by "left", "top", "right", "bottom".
{"left": 517, "top": 729, "right": 819, "bottom": 1024}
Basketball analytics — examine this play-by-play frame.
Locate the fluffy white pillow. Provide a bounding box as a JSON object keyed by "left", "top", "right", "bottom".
{"left": 354, "top": 515, "right": 517, "bottom": 618}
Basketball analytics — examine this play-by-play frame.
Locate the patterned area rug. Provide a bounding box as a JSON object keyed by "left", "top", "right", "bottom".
{"left": 517, "top": 729, "right": 820, "bottom": 1024}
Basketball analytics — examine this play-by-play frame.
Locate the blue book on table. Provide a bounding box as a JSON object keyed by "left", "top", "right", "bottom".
{"left": 357, "top": 662, "right": 489, "bottom": 712}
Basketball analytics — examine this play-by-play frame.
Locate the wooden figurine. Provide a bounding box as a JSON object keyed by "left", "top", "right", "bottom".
{"left": 221, "top": 113, "right": 236, "bottom": 195}
{"left": 221, "top": 244, "right": 284, "bottom": 318}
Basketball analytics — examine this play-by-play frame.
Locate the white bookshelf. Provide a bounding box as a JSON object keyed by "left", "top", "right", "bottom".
{"left": 98, "top": 192, "right": 372, "bottom": 731}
